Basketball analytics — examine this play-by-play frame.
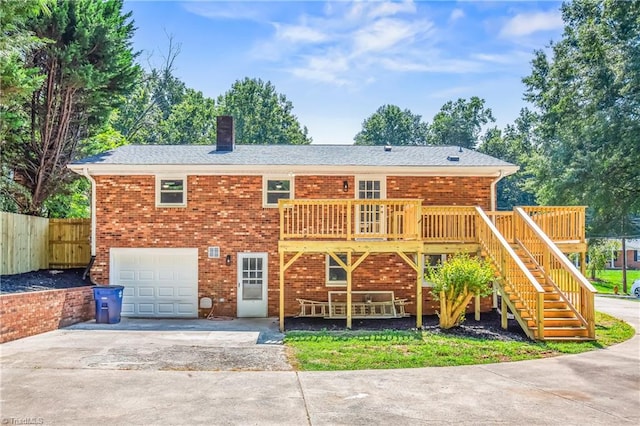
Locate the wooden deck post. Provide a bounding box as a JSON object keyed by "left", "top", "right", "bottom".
{"left": 279, "top": 251, "right": 285, "bottom": 332}
{"left": 475, "top": 294, "right": 480, "bottom": 321}
{"left": 416, "top": 250, "right": 423, "bottom": 328}
{"left": 501, "top": 292, "right": 508, "bottom": 330}
{"left": 346, "top": 251, "right": 352, "bottom": 329}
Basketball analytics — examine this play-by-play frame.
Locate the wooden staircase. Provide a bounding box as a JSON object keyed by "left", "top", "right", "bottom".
{"left": 475, "top": 206, "right": 595, "bottom": 341}
{"left": 508, "top": 245, "right": 591, "bottom": 340}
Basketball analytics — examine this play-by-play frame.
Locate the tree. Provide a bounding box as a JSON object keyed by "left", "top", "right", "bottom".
{"left": 478, "top": 108, "right": 538, "bottom": 210}
{"left": 425, "top": 252, "right": 494, "bottom": 329}
{"left": 3, "top": 0, "right": 140, "bottom": 215}
{"left": 111, "top": 38, "right": 217, "bottom": 145}
{"left": 523, "top": 0, "right": 640, "bottom": 236}
{"left": 217, "top": 77, "right": 311, "bottom": 145}
{"left": 0, "top": 0, "right": 50, "bottom": 212}
{"left": 428, "top": 97, "right": 495, "bottom": 148}
{"left": 354, "top": 104, "right": 429, "bottom": 145}
{"left": 587, "top": 239, "right": 621, "bottom": 280}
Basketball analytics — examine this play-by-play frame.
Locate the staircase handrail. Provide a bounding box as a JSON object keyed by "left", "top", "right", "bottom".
{"left": 514, "top": 208, "right": 596, "bottom": 338}
{"left": 475, "top": 207, "right": 546, "bottom": 338}
{"left": 514, "top": 208, "right": 597, "bottom": 293}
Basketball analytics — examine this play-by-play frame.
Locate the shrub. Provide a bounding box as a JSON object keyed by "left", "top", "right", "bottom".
{"left": 426, "top": 252, "right": 494, "bottom": 329}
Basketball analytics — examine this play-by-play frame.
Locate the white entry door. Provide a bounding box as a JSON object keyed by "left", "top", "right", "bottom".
{"left": 111, "top": 248, "right": 198, "bottom": 318}
{"left": 237, "top": 253, "right": 268, "bottom": 317}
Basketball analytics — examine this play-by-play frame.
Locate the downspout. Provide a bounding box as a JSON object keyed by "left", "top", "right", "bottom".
{"left": 490, "top": 170, "right": 505, "bottom": 212}
{"left": 490, "top": 170, "right": 505, "bottom": 309}
{"left": 82, "top": 168, "right": 97, "bottom": 282}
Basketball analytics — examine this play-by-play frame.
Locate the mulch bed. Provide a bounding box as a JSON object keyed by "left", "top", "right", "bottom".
{"left": 1, "top": 268, "right": 92, "bottom": 294}
{"left": 285, "top": 310, "right": 529, "bottom": 341}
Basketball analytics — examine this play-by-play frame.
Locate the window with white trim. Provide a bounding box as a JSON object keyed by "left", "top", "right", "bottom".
{"left": 156, "top": 176, "right": 186, "bottom": 207}
{"left": 355, "top": 177, "right": 386, "bottom": 235}
{"left": 263, "top": 176, "right": 293, "bottom": 207}
{"left": 326, "top": 254, "right": 347, "bottom": 286}
{"left": 423, "top": 254, "right": 447, "bottom": 287}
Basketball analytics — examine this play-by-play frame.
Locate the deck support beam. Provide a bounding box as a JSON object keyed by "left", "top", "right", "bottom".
{"left": 346, "top": 251, "right": 352, "bottom": 329}
{"left": 279, "top": 251, "right": 285, "bottom": 332}
{"left": 501, "top": 292, "right": 508, "bottom": 330}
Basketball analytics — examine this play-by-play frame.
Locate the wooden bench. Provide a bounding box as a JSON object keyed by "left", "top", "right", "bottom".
{"left": 296, "top": 291, "right": 411, "bottom": 319}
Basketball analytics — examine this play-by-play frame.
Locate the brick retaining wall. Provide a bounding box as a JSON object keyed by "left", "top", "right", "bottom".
{"left": 0, "top": 286, "right": 95, "bottom": 343}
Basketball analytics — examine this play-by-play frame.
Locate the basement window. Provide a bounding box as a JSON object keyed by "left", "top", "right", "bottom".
{"left": 156, "top": 176, "right": 187, "bottom": 207}
{"left": 423, "top": 254, "right": 447, "bottom": 287}
{"left": 263, "top": 176, "right": 293, "bottom": 208}
{"left": 326, "top": 254, "right": 347, "bottom": 286}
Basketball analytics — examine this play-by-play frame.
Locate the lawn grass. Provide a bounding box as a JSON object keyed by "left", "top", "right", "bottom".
{"left": 284, "top": 312, "right": 634, "bottom": 371}
{"left": 590, "top": 269, "right": 640, "bottom": 294}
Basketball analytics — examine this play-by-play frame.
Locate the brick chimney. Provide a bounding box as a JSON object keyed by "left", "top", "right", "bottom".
{"left": 216, "top": 116, "right": 235, "bottom": 152}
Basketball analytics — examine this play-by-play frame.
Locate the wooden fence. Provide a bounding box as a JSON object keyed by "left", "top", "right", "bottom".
{"left": 0, "top": 212, "right": 90, "bottom": 275}
{"left": 49, "top": 218, "right": 91, "bottom": 269}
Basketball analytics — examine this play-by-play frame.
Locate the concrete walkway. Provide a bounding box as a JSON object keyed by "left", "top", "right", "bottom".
{"left": 1, "top": 297, "right": 638, "bottom": 425}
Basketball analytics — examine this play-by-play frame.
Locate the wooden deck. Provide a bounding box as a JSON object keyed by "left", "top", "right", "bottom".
{"left": 277, "top": 200, "right": 593, "bottom": 340}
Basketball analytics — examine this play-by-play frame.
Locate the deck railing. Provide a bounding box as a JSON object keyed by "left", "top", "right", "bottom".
{"left": 521, "top": 206, "right": 586, "bottom": 243}
{"left": 421, "top": 206, "right": 477, "bottom": 242}
{"left": 486, "top": 211, "right": 514, "bottom": 244}
{"left": 476, "top": 207, "right": 545, "bottom": 340}
{"left": 514, "top": 208, "right": 596, "bottom": 338}
{"left": 279, "top": 199, "right": 422, "bottom": 241}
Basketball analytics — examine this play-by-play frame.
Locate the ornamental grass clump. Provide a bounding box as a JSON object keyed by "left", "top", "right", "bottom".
{"left": 426, "top": 252, "right": 494, "bottom": 329}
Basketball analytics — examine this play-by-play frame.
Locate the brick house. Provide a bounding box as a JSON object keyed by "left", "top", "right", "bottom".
{"left": 610, "top": 239, "right": 640, "bottom": 269}
{"left": 69, "top": 117, "right": 595, "bottom": 340}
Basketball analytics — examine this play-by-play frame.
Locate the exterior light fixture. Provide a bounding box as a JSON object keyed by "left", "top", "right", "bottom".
{"left": 226, "top": 254, "right": 232, "bottom": 266}
{"left": 343, "top": 180, "right": 349, "bottom": 192}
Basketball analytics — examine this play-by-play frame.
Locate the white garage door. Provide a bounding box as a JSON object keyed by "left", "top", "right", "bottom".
{"left": 110, "top": 248, "right": 198, "bottom": 318}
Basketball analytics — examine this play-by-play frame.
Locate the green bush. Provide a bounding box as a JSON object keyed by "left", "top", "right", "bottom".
{"left": 426, "top": 252, "right": 494, "bottom": 329}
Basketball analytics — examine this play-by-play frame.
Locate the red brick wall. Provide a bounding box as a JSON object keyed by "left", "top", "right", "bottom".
{"left": 388, "top": 176, "right": 493, "bottom": 208}
{"left": 92, "top": 174, "right": 494, "bottom": 317}
{"left": 612, "top": 250, "right": 640, "bottom": 269}
{"left": 0, "top": 287, "right": 95, "bottom": 343}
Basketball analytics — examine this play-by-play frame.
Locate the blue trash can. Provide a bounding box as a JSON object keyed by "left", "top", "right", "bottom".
{"left": 92, "top": 286, "right": 124, "bottom": 324}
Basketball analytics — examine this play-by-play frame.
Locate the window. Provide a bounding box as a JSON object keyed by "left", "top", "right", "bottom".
{"left": 355, "top": 177, "right": 386, "bottom": 235}
{"left": 326, "top": 254, "right": 347, "bottom": 286}
{"left": 423, "top": 254, "right": 447, "bottom": 287}
{"left": 356, "top": 177, "right": 384, "bottom": 200}
{"left": 263, "top": 176, "right": 293, "bottom": 207}
{"left": 156, "top": 176, "right": 186, "bottom": 207}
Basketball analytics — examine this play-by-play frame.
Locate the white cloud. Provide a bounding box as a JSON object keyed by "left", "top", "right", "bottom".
{"left": 274, "top": 24, "right": 328, "bottom": 44}
{"left": 378, "top": 57, "right": 482, "bottom": 74}
{"left": 500, "top": 10, "right": 563, "bottom": 37}
{"left": 367, "top": 1, "right": 416, "bottom": 19}
{"left": 470, "top": 51, "right": 530, "bottom": 65}
{"left": 449, "top": 8, "right": 465, "bottom": 22}
{"left": 353, "top": 18, "right": 432, "bottom": 54}
{"left": 188, "top": 1, "right": 527, "bottom": 88}
{"left": 182, "top": 2, "right": 265, "bottom": 22}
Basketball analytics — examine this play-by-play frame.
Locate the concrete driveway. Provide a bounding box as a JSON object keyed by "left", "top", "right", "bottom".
{"left": 1, "top": 297, "right": 638, "bottom": 425}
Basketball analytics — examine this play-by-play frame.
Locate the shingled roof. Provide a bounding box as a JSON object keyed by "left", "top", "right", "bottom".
{"left": 72, "top": 144, "right": 515, "bottom": 168}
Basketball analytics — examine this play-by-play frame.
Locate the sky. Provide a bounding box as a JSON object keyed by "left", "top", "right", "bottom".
{"left": 123, "top": 0, "right": 565, "bottom": 144}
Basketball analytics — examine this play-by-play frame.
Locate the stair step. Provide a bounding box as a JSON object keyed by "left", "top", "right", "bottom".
{"left": 532, "top": 327, "right": 590, "bottom": 338}
{"left": 544, "top": 301, "right": 568, "bottom": 309}
{"left": 544, "top": 309, "right": 577, "bottom": 318}
{"left": 543, "top": 293, "right": 561, "bottom": 301}
{"left": 526, "top": 318, "right": 583, "bottom": 328}
{"left": 544, "top": 336, "right": 595, "bottom": 342}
